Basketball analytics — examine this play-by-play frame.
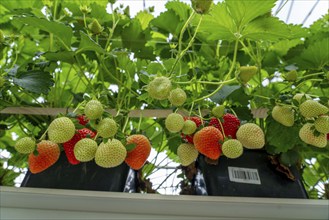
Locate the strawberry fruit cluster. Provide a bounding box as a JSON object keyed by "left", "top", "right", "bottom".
{"left": 165, "top": 106, "right": 266, "bottom": 166}
{"left": 271, "top": 93, "right": 329, "bottom": 148}
{"left": 14, "top": 99, "right": 151, "bottom": 174}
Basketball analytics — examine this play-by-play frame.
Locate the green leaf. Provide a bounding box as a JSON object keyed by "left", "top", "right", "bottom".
{"left": 16, "top": 16, "right": 72, "bottom": 49}
{"left": 302, "top": 166, "right": 320, "bottom": 187}
{"left": 135, "top": 11, "right": 154, "bottom": 30}
{"left": 199, "top": 3, "right": 236, "bottom": 41}
{"left": 121, "top": 19, "right": 154, "bottom": 59}
{"left": 265, "top": 116, "right": 301, "bottom": 153}
{"left": 227, "top": 87, "right": 252, "bottom": 106}
{"left": 167, "top": 134, "right": 182, "bottom": 155}
{"left": 279, "top": 150, "right": 300, "bottom": 166}
{"left": 242, "top": 16, "right": 291, "bottom": 41}
{"left": 165, "top": 1, "right": 190, "bottom": 22}
{"left": 12, "top": 70, "right": 54, "bottom": 94}
{"left": 44, "top": 51, "right": 75, "bottom": 64}
{"left": 270, "top": 39, "right": 303, "bottom": 56}
{"left": 210, "top": 85, "right": 240, "bottom": 103}
{"left": 151, "top": 10, "right": 182, "bottom": 37}
{"left": 296, "top": 38, "right": 329, "bottom": 70}
{"left": 126, "top": 143, "right": 137, "bottom": 151}
{"left": 77, "top": 31, "right": 105, "bottom": 54}
{"left": 226, "top": 0, "right": 276, "bottom": 28}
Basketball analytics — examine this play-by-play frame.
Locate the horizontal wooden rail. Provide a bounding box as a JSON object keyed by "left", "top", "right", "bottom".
{"left": 0, "top": 107, "right": 211, "bottom": 118}
{"left": 0, "top": 107, "right": 268, "bottom": 118}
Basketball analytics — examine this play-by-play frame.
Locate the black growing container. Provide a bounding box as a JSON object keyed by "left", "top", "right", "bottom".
{"left": 195, "top": 150, "right": 308, "bottom": 198}
{"left": 21, "top": 152, "right": 136, "bottom": 192}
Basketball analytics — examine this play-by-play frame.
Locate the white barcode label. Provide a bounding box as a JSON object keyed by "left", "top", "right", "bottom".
{"left": 228, "top": 167, "right": 261, "bottom": 185}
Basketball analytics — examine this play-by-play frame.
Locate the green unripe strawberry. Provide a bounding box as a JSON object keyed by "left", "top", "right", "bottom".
{"left": 48, "top": 117, "right": 75, "bottom": 143}
{"left": 15, "top": 137, "right": 36, "bottom": 154}
{"left": 238, "top": 66, "right": 258, "bottom": 83}
{"left": 272, "top": 105, "right": 295, "bottom": 127}
{"left": 168, "top": 88, "right": 187, "bottom": 106}
{"left": 222, "top": 139, "right": 243, "bottom": 159}
{"left": 84, "top": 100, "right": 104, "bottom": 120}
{"left": 147, "top": 76, "right": 172, "bottom": 100}
{"left": 165, "top": 113, "right": 185, "bottom": 133}
{"left": 314, "top": 115, "right": 329, "bottom": 134}
{"left": 299, "top": 100, "right": 329, "bottom": 118}
{"left": 299, "top": 123, "right": 327, "bottom": 148}
{"left": 74, "top": 138, "right": 98, "bottom": 162}
{"left": 88, "top": 18, "right": 104, "bottom": 35}
{"left": 177, "top": 143, "right": 199, "bottom": 166}
{"left": 80, "top": 5, "right": 91, "bottom": 14}
{"left": 191, "top": 0, "right": 213, "bottom": 14}
{"left": 97, "top": 118, "right": 118, "bottom": 138}
{"left": 285, "top": 70, "right": 298, "bottom": 81}
{"left": 212, "top": 105, "right": 225, "bottom": 118}
{"left": 95, "top": 139, "right": 127, "bottom": 168}
{"left": 293, "top": 93, "right": 311, "bottom": 104}
{"left": 182, "top": 120, "right": 197, "bottom": 135}
{"left": 236, "top": 123, "right": 265, "bottom": 149}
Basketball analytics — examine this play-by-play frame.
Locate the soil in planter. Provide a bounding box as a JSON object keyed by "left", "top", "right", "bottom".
{"left": 21, "top": 152, "right": 136, "bottom": 192}
{"left": 195, "top": 150, "right": 308, "bottom": 198}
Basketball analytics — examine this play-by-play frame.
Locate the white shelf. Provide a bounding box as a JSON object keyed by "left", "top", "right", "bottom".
{"left": 1, "top": 186, "right": 328, "bottom": 220}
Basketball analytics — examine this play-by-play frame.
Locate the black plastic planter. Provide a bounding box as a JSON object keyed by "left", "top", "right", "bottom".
{"left": 21, "top": 152, "right": 136, "bottom": 192}
{"left": 195, "top": 150, "right": 308, "bottom": 198}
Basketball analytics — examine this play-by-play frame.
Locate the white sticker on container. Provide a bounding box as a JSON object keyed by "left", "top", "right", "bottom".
{"left": 228, "top": 167, "right": 261, "bottom": 185}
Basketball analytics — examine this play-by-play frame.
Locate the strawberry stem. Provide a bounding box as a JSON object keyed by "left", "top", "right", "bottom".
{"left": 217, "top": 118, "right": 226, "bottom": 138}
{"left": 137, "top": 113, "right": 142, "bottom": 133}
{"left": 194, "top": 38, "right": 240, "bottom": 102}
{"left": 122, "top": 116, "right": 130, "bottom": 134}
{"left": 38, "top": 126, "right": 49, "bottom": 141}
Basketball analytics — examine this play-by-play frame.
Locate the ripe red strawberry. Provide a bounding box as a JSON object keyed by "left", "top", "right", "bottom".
{"left": 63, "top": 128, "right": 96, "bottom": 165}
{"left": 125, "top": 134, "right": 151, "bottom": 170}
{"left": 193, "top": 126, "right": 223, "bottom": 160}
{"left": 77, "top": 115, "right": 89, "bottom": 126}
{"left": 181, "top": 116, "right": 202, "bottom": 144}
{"left": 209, "top": 113, "right": 240, "bottom": 139}
{"left": 28, "top": 140, "right": 60, "bottom": 174}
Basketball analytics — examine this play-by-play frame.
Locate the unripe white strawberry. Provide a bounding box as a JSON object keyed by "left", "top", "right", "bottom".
{"left": 284, "top": 70, "right": 297, "bottom": 81}
{"left": 299, "top": 100, "right": 328, "bottom": 118}
{"left": 84, "top": 100, "right": 104, "bottom": 120}
{"left": 222, "top": 139, "right": 243, "bottom": 159}
{"left": 48, "top": 117, "right": 75, "bottom": 143}
{"left": 95, "top": 139, "right": 127, "bottom": 168}
{"left": 97, "top": 118, "right": 118, "bottom": 138}
{"left": 314, "top": 115, "right": 329, "bottom": 134}
{"left": 293, "top": 93, "right": 311, "bottom": 104}
{"left": 168, "top": 88, "right": 187, "bottom": 106}
{"left": 299, "top": 123, "right": 327, "bottom": 148}
{"left": 74, "top": 138, "right": 98, "bottom": 162}
{"left": 212, "top": 105, "right": 225, "bottom": 118}
{"left": 182, "top": 120, "right": 197, "bottom": 135}
{"left": 165, "top": 113, "right": 184, "bottom": 133}
{"left": 238, "top": 66, "right": 258, "bottom": 83}
{"left": 191, "top": 0, "right": 213, "bottom": 14}
{"left": 15, "top": 137, "right": 36, "bottom": 154}
{"left": 236, "top": 123, "right": 265, "bottom": 149}
{"left": 272, "top": 105, "right": 295, "bottom": 127}
{"left": 147, "top": 76, "right": 172, "bottom": 100}
{"left": 177, "top": 143, "right": 198, "bottom": 166}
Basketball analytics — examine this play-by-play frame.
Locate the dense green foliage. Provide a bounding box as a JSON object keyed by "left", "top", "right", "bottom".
{"left": 0, "top": 0, "right": 328, "bottom": 198}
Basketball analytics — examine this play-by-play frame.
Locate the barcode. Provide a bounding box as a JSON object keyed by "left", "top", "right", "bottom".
{"left": 228, "top": 167, "right": 261, "bottom": 185}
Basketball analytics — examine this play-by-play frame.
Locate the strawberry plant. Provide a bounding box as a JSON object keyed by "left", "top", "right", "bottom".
{"left": 0, "top": 0, "right": 328, "bottom": 198}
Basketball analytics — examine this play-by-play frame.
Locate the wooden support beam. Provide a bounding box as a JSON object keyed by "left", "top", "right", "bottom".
{"left": 0, "top": 107, "right": 210, "bottom": 118}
